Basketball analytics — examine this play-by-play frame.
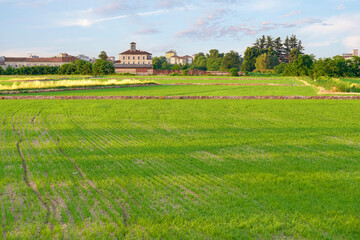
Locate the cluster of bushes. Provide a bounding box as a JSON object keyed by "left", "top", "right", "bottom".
{"left": 0, "top": 59, "right": 115, "bottom": 76}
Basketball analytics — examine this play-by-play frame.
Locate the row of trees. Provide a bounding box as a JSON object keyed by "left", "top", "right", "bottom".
{"left": 0, "top": 51, "right": 115, "bottom": 75}
{"left": 153, "top": 49, "right": 242, "bottom": 72}
{"left": 275, "top": 55, "right": 360, "bottom": 78}
{"left": 241, "top": 35, "right": 304, "bottom": 72}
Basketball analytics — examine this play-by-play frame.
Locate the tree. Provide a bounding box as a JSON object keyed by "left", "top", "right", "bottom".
{"left": 259, "top": 35, "right": 266, "bottom": 49}
{"left": 172, "top": 64, "right": 181, "bottom": 70}
{"left": 282, "top": 54, "right": 314, "bottom": 76}
{"left": 191, "top": 53, "right": 207, "bottom": 70}
{"left": 98, "top": 51, "right": 108, "bottom": 61}
{"left": 4, "top": 66, "right": 13, "bottom": 75}
{"left": 241, "top": 47, "right": 262, "bottom": 72}
{"left": 220, "top": 51, "right": 242, "bottom": 71}
{"left": 59, "top": 63, "right": 76, "bottom": 75}
{"left": 92, "top": 59, "right": 114, "bottom": 75}
{"left": 206, "top": 49, "right": 223, "bottom": 71}
{"left": 74, "top": 60, "right": 88, "bottom": 74}
{"left": 274, "top": 37, "right": 283, "bottom": 57}
{"left": 153, "top": 56, "right": 167, "bottom": 70}
{"left": 289, "top": 48, "right": 301, "bottom": 62}
{"left": 255, "top": 53, "right": 279, "bottom": 70}
{"left": 266, "top": 36, "right": 274, "bottom": 49}
{"left": 229, "top": 68, "right": 239, "bottom": 76}
{"left": 0, "top": 67, "right": 5, "bottom": 75}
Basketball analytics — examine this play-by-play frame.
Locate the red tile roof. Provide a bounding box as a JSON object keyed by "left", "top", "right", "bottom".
{"left": 120, "top": 50, "right": 152, "bottom": 55}
{"left": 4, "top": 56, "right": 78, "bottom": 63}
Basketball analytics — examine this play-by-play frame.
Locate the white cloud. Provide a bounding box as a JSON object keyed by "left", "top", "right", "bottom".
{"left": 307, "top": 40, "right": 339, "bottom": 48}
{"left": 59, "top": 7, "right": 187, "bottom": 27}
{"left": 344, "top": 35, "right": 360, "bottom": 49}
{"left": 300, "top": 13, "right": 360, "bottom": 52}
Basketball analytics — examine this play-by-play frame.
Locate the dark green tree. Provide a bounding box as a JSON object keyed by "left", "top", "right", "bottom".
{"left": 255, "top": 53, "right": 279, "bottom": 70}
{"left": 191, "top": 53, "right": 207, "bottom": 70}
{"left": 92, "top": 59, "right": 114, "bottom": 75}
{"left": 220, "top": 51, "right": 242, "bottom": 71}
{"left": 241, "top": 47, "right": 262, "bottom": 72}
{"left": 98, "top": 51, "right": 108, "bottom": 61}
{"left": 153, "top": 56, "right": 167, "bottom": 70}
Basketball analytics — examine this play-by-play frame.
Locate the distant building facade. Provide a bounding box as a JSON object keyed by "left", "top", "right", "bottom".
{"left": 114, "top": 42, "right": 153, "bottom": 75}
{"left": 342, "top": 49, "right": 359, "bottom": 60}
{"left": 0, "top": 53, "right": 78, "bottom": 69}
{"left": 166, "top": 50, "right": 193, "bottom": 65}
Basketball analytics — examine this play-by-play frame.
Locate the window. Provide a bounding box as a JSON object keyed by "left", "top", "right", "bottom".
{"left": 143, "top": 56, "right": 145, "bottom": 60}
{"left": 128, "top": 56, "right": 130, "bottom": 60}
{"left": 138, "top": 56, "right": 140, "bottom": 60}
{"left": 133, "top": 56, "right": 135, "bottom": 60}
{"left": 123, "top": 57, "right": 125, "bottom": 60}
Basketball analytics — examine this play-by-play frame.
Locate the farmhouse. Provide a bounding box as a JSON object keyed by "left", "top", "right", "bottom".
{"left": 0, "top": 53, "right": 78, "bottom": 69}
{"left": 166, "top": 50, "right": 193, "bottom": 65}
{"left": 115, "top": 42, "right": 153, "bottom": 75}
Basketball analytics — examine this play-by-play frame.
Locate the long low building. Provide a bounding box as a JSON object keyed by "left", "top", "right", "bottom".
{"left": 114, "top": 64, "right": 153, "bottom": 75}
{"left": 0, "top": 53, "right": 78, "bottom": 69}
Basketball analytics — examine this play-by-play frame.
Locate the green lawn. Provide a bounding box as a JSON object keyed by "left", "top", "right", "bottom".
{"left": 1, "top": 100, "right": 360, "bottom": 239}
{"left": 14, "top": 84, "right": 318, "bottom": 96}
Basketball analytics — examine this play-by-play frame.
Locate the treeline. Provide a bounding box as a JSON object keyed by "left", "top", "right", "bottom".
{"left": 0, "top": 51, "right": 115, "bottom": 76}
{"left": 153, "top": 49, "right": 242, "bottom": 72}
{"left": 275, "top": 55, "right": 360, "bottom": 78}
{"left": 0, "top": 59, "right": 115, "bottom": 76}
{"left": 241, "top": 34, "right": 360, "bottom": 78}
{"left": 241, "top": 35, "right": 303, "bottom": 73}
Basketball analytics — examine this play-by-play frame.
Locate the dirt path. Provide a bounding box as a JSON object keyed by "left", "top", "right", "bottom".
{"left": 297, "top": 78, "right": 360, "bottom": 95}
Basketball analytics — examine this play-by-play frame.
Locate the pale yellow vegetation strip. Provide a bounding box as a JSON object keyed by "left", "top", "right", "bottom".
{"left": 0, "top": 79, "right": 155, "bottom": 91}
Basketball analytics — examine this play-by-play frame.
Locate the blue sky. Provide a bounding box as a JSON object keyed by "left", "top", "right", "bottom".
{"left": 1, "top": 0, "right": 359, "bottom": 59}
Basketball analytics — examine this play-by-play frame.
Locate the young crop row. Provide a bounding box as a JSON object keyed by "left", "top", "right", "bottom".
{"left": 1, "top": 100, "right": 360, "bottom": 239}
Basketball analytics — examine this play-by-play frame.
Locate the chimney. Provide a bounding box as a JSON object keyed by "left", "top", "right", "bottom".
{"left": 354, "top": 49, "right": 359, "bottom": 57}
{"left": 131, "top": 42, "right": 136, "bottom": 52}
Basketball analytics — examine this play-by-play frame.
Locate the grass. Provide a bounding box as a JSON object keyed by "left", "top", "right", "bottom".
{"left": 11, "top": 84, "right": 318, "bottom": 96}
{"left": 1, "top": 100, "right": 360, "bottom": 239}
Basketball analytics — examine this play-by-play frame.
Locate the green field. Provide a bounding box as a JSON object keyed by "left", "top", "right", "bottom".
{"left": 14, "top": 84, "right": 317, "bottom": 96}
{"left": 0, "top": 75, "right": 318, "bottom": 96}
{"left": 1, "top": 100, "right": 360, "bottom": 239}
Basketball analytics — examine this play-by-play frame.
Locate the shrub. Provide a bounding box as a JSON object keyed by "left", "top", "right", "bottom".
{"left": 229, "top": 68, "right": 239, "bottom": 76}
{"left": 169, "top": 72, "right": 180, "bottom": 76}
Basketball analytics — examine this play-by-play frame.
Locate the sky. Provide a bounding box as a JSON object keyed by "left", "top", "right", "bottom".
{"left": 1, "top": 0, "right": 359, "bottom": 59}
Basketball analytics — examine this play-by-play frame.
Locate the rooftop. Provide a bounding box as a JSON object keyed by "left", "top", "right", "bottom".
{"left": 120, "top": 50, "right": 152, "bottom": 55}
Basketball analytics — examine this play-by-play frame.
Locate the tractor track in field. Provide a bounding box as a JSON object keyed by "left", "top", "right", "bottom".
{"left": 56, "top": 138, "right": 129, "bottom": 227}
{"left": 12, "top": 123, "right": 51, "bottom": 237}
{"left": 49, "top": 111, "right": 129, "bottom": 229}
